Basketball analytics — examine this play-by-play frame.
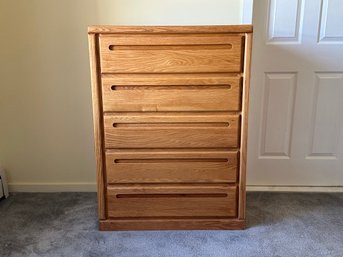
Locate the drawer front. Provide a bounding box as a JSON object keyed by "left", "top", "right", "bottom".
{"left": 107, "top": 185, "right": 237, "bottom": 218}
{"left": 102, "top": 74, "right": 241, "bottom": 112}
{"left": 99, "top": 34, "right": 243, "bottom": 73}
{"left": 104, "top": 113, "right": 240, "bottom": 149}
{"left": 106, "top": 150, "right": 238, "bottom": 183}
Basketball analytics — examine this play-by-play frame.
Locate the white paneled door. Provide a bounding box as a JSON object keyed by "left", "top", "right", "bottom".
{"left": 248, "top": 0, "right": 343, "bottom": 186}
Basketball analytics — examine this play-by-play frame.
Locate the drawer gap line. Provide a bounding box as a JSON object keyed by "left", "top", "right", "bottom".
{"left": 102, "top": 72, "right": 244, "bottom": 76}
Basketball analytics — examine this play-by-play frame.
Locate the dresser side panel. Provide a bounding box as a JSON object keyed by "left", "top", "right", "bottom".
{"left": 238, "top": 32, "right": 253, "bottom": 220}
{"left": 88, "top": 33, "right": 106, "bottom": 220}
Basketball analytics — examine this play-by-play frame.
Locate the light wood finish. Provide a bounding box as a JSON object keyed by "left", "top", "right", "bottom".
{"left": 106, "top": 150, "right": 238, "bottom": 183}
{"left": 101, "top": 73, "right": 241, "bottom": 85}
{"left": 89, "top": 25, "right": 253, "bottom": 34}
{"left": 102, "top": 75, "right": 241, "bottom": 112}
{"left": 100, "top": 33, "right": 242, "bottom": 46}
{"left": 99, "top": 35, "right": 242, "bottom": 73}
{"left": 238, "top": 33, "right": 252, "bottom": 220}
{"left": 99, "top": 219, "right": 246, "bottom": 231}
{"left": 88, "top": 25, "right": 252, "bottom": 230}
{"left": 107, "top": 185, "right": 237, "bottom": 218}
{"left": 88, "top": 34, "right": 106, "bottom": 220}
{"left": 104, "top": 112, "right": 239, "bottom": 123}
{"left": 103, "top": 113, "right": 240, "bottom": 149}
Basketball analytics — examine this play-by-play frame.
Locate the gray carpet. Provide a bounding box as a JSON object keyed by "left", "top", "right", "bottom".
{"left": 0, "top": 192, "right": 342, "bottom": 257}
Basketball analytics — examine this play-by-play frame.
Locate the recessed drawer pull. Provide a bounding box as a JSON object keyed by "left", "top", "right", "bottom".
{"left": 115, "top": 193, "right": 228, "bottom": 199}
{"left": 102, "top": 75, "right": 241, "bottom": 112}
{"left": 105, "top": 114, "right": 240, "bottom": 148}
{"left": 108, "top": 44, "right": 233, "bottom": 51}
{"left": 113, "top": 158, "right": 229, "bottom": 164}
{"left": 106, "top": 150, "right": 238, "bottom": 184}
{"left": 106, "top": 185, "right": 238, "bottom": 218}
{"left": 100, "top": 34, "right": 243, "bottom": 73}
{"left": 112, "top": 122, "right": 230, "bottom": 128}
{"left": 110, "top": 85, "right": 232, "bottom": 90}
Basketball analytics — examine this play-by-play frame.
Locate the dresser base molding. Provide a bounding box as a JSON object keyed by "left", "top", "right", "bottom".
{"left": 99, "top": 218, "right": 246, "bottom": 231}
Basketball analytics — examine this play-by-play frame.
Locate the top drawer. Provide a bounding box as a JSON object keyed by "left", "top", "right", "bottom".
{"left": 99, "top": 34, "right": 243, "bottom": 73}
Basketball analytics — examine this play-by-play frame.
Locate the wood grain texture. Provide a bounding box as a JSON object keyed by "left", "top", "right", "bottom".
{"left": 106, "top": 185, "right": 237, "bottom": 218}
{"left": 99, "top": 35, "right": 242, "bottom": 73}
{"left": 101, "top": 73, "right": 241, "bottom": 85}
{"left": 88, "top": 25, "right": 252, "bottom": 230}
{"left": 88, "top": 34, "right": 106, "bottom": 220}
{"left": 99, "top": 33, "right": 242, "bottom": 45}
{"left": 99, "top": 219, "right": 246, "bottom": 231}
{"left": 103, "top": 113, "right": 240, "bottom": 149}
{"left": 105, "top": 150, "right": 238, "bottom": 183}
{"left": 88, "top": 25, "right": 253, "bottom": 34}
{"left": 102, "top": 75, "right": 241, "bottom": 112}
{"left": 238, "top": 33, "right": 253, "bottom": 220}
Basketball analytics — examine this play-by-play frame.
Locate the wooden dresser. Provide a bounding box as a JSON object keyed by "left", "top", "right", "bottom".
{"left": 88, "top": 25, "right": 253, "bottom": 230}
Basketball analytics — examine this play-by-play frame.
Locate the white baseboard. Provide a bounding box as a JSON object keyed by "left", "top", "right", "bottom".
{"left": 0, "top": 167, "right": 9, "bottom": 197}
{"left": 8, "top": 183, "right": 97, "bottom": 192}
{"left": 7, "top": 183, "right": 343, "bottom": 193}
{"left": 247, "top": 185, "right": 343, "bottom": 192}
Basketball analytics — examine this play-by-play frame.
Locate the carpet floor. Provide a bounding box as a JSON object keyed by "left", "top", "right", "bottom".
{"left": 0, "top": 192, "right": 342, "bottom": 257}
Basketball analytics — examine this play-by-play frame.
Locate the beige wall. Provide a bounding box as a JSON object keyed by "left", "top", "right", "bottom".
{"left": 0, "top": 0, "right": 243, "bottom": 192}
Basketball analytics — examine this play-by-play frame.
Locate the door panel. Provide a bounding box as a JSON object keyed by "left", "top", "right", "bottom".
{"left": 248, "top": 0, "right": 343, "bottom": 186}
{"left": 308, "top": 73, "right": 343, "bottom": 158}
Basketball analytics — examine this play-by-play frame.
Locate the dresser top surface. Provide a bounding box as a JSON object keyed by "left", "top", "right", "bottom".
{"left": 88, "top": 25, "right": 253, "bottom": 34}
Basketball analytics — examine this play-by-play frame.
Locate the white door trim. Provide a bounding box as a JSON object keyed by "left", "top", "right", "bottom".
{"left": 242, "top": 0, "right": 254, "bottom": 24}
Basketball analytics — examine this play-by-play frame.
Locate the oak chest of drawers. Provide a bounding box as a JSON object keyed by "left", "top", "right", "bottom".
{"left": 88, "top": 25, "right": 253, "bottom": 230}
